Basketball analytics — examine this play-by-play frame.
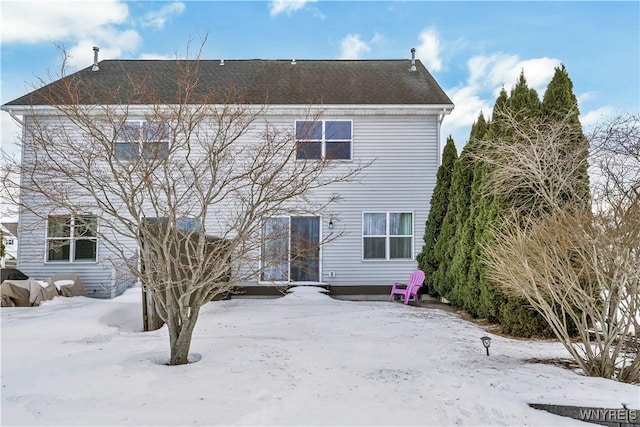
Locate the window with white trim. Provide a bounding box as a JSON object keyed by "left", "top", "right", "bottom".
{"left": 362, "top": 212, "right": 413, "bottom": 260}
{"left": 295, "top": 120, "right": 352, "bottom": 160}
{"left": 115, "top": 121, "right": 169, "bottom": 160}
{"left": 46, "top": 215, "right": 98, "bottom": 262}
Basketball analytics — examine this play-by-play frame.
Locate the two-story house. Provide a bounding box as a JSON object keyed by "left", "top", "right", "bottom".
{"left": 1, "top": 49, "right": 453, "bottom": 298}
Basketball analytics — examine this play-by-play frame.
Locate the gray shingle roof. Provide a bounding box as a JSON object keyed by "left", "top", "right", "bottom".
{"left": 3, "top": 59, "right": 453, "bottom": 107}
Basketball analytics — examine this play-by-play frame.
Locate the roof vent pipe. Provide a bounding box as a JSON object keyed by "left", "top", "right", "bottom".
{"left": 291, "top": 59, "right": 296, "bottom": 65}
{"left": 409, "top": 48, "right": 416, "bottom": 72}
{"left": 220, "top": 59, "right": 224, "bottom": 65}
{"left": 92, "top": 46, "right": 100, "bottom": 71}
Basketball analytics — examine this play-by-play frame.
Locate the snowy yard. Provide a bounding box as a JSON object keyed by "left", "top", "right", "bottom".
{"left": 1, "top": 286, "right": 637, "bottom": 426}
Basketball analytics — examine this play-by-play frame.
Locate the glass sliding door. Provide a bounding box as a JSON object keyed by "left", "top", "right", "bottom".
{"left": 261, "top": 216, "right": 320, "bottom": 282}
{"left": 261, "top": 217, "right": 290, "bottom": 281}
{"left": 290, "top": 217, "right": 320, "bottom": 282}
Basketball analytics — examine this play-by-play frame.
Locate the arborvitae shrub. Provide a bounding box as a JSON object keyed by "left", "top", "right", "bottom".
{"left": 418, "top": 136, "right": 457, "bottom": 295}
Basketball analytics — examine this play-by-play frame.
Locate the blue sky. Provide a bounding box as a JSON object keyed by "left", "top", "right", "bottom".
{"left": 1, "top": 1, "right": 639, "bottom": 159}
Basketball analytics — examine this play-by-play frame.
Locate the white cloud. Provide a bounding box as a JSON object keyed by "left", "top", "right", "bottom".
{"left": 580, "top": 106, "right": 616, "bottom": 127}
{"left": 339, "top": 34, "right": 371, "bottom": 60}
{"left": 468, "top": 53, "right": 560, "bottom": 94}
{"left": 441, "top": 86, "right": 492, "bottom": 148}
{"left": 1, "top": 0, "right": 143, "bottom": 71}
{"left": 441, "top": 53, "right": 561, "bottom": 150}
{"left": 141, "top": 2, "right": 185, "bottom": 29}
{"left": 371, "top": 32, "right": 384, "bottom": 44}
{"left": 445, "top": 86, "right": 493, "bottom": 130}
{"left": 577, "top": 91, "right": 595, "bottom": 105}
{"left": 65, "top": 31, "right": 142, "bottom": 70}
{"left": 138, "top": 53, "right": 175, "bottom": 60}
{"left": 416, "top": 28, "right": 442, "bottom": 72}
{"left": 269, "top": 0, "right": 316, "bottom": 17}
{"left": 1, "top": 0, "right": 129, "bottom": 44}
{"left": 516, "top": 58, "right": 562, "bottom": 91}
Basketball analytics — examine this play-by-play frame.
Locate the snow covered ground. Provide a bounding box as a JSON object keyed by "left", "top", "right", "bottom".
{"left": 1, "top": 286, "right": 638, "bottom": 426}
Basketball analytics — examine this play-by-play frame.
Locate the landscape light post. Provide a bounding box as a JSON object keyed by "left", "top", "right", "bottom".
{"left": 480, "top": 336, "right": 492, "bottom": 356}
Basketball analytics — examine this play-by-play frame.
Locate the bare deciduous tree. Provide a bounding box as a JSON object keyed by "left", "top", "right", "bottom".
{"left": 475, "top": 111, "right": 639, "bottom": 383}
{"left": 2, "top": 46, "right": 366, "bottom": 365}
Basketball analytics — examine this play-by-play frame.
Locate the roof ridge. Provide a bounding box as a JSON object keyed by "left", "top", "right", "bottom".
{"left": 97, "top": 58, "right": 412, "bottom": 62}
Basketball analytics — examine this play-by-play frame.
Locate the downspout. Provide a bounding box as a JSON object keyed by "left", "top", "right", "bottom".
{"left": 436, "top": 108, "right": 448, "bottom": 166}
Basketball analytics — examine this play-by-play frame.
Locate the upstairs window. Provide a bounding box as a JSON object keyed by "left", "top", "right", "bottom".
{"left": 46, "top": 215, "right": 98, "bottom": 262}
{"left": 362, "top": 212, "right": 413, "bottom": 260}
{"left": 115, "top": 121, "right": 169, "bottom": 160}
{"left": 295, "top": 120, "right": 352, "bottom": 160}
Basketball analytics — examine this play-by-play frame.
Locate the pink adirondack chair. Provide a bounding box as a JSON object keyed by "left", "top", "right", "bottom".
{"left": 389, "top": 270, "right": 425, "bottom": 305}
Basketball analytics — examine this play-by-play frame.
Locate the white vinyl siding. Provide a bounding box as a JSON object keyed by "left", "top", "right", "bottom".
{"left": 16, "top": 109, "right": 441, "bottom": 293}
{"left": 314, "top": 113, "right": 439, "bottom": 284}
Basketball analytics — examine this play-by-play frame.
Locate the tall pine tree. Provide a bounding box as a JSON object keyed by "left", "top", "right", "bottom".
{"left": 417, "top": 136, "right": 458, "bottom": 295}
{"left": 488, "top": 75, "right": 552, "bottom": 335}
{"left": 430, "top": 66, "right": 587, "bottom": 337}
{"left": 448, "top": 114, "right": 488, "bottom": 312}
{"left": 432, "top": 134, "right": 477, "bottom": 299}
{"left": 542, "top": 65, "right": 589, "bottom": 205}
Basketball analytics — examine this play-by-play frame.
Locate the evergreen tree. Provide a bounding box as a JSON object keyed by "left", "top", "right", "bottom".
{"left": 487, "top": 88, "right": 509, "bottom": 138}
{"left": 542, "top": 65, "right": 590, "bottom": 204}
{"left": 494, "top": 76, "right": 553, "bottom": 335}
{"left": 457, "top": 112, "right": 496, "bottom": 319}
{"left": 542, "top": 65, "right": 580, "bottom": 122}
{"left": 471, "top": 111, "right": 489, "bottom": 138}
{"left": 417, "top": 136, "right": 458, "bottom": 295}
{"left": 432, "top": 140, "right": 476, "bottom": 299}
{"left": 510, "top": 72, "right": 541, "bottom": 114}
{"left": 466, "top": 80, "right": 552, "bottom": 335}
{"left": 448, "top": 113, "right": 488, "bottom": 314}
{"left": 431, "top": 66, "right": 586, "bottom": 338}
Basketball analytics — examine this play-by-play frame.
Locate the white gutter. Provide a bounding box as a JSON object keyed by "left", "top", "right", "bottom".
{"left": 4, "top": 108, "right": 25, "bottom": 127}
{"left": 437, "top": 107, "right": 452, "bottom": 166}
{"left": 1, "top": 103, "right": 455, "bottom": 115}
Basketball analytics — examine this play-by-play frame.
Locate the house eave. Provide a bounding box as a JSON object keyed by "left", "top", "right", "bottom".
{"left": 2, "top": 103, "right": 454, "bottom": 117}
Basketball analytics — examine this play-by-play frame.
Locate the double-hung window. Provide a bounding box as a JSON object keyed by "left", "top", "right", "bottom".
{"left": 363, "top": 212, "right": 413, "bottom": 260}
{"left": 115, "top": 121, "right": 169, "bottom": 160}
{"left": 295, "top": 120, "right": 352, "bottom": 160}
{"left": 46, "top": 215, "right": 98, "bottom": 262}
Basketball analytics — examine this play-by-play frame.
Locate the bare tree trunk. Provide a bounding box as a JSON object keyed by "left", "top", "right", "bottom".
{"left": 167, "top": 304, "right": 199, "bottom": 365}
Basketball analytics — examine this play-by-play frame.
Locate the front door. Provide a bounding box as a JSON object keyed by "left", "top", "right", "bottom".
{"left": 261, "top": 216, "right": 320, "bottom": 282}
